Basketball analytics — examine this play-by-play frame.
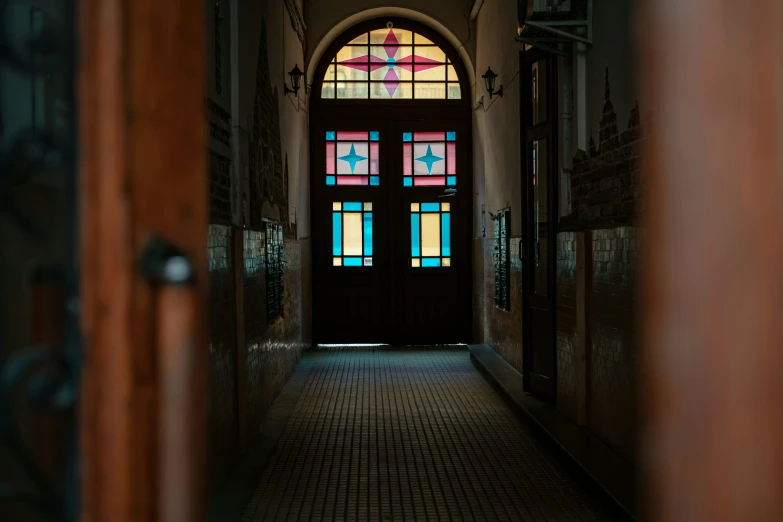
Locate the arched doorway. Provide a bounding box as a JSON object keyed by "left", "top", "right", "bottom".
{"left": 310, "top": 17, "right": 472, "bottom": 345}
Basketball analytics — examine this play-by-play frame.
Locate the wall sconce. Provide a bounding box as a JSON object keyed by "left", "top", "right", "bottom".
{"left": 284, "top": 64, "right": 304, "bottom": 97}
{"left": 482, "top": 66, "right": 503, "bottom": 99}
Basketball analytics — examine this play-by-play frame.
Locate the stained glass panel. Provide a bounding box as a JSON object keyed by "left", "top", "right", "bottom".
{"left": 321, "top": 29, "right": 461, "bottom": 99}
{"left": 326, "top": 131, "right": 380, "bottom": 186}
{"left": 402, "top": 131, "right": 457, "bottom": 187}
{"left": 410, "top": 202, "right": 452, "bottom": 267}
{"left": 333, "top": 202, "right": 374, "bottom": 267}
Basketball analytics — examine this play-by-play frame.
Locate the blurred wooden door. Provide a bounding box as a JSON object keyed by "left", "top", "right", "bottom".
{"left": 78, "top": 1, "right": 208, "bottom": 521}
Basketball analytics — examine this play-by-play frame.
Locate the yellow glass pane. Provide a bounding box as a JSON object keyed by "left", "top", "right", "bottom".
{"left": 415, "top": 34, "right": 435, "bottom": 45}
{"left": 421, "top": 213, "right": 441, "bottom": 257}
{"left": 370, "top": 29, "right": 413, "bottom": 45}
{"left": 370, "top": 82, "right": 412, "bottom": 99}
{"left": 411, "top": 203, "right": 420, "bottom": 212}
{"left": 337, "top": 82, "right": 369, "bottom": 99}
{"left": 442, "top": 258, "right": 451, "bottom": 267}
{"left": 333, "top": 202, "right": 342, "bottom": 210}
{"left": 324, "top": 64, "right": 337, "bottom": 81}
{"left": 412, "top": 258, "right": 421, "bottom": 267}
{"left": 337, "top": 46, "right": 368, "bottom": 62}
{"left": 370, "top": 66, "right": 411, "bottom": 81}
{"left": 414, "top": 46, "right": 446, "bottom": 62}
{"left": 364, "top": 202, "right": 373, "bottom": 211}
{"left": 333, "top": 257, "right": 342, "bottom": 266}
{"left": 441, "top": 202, "right": 450, "bottom": 211}
{"left": 415, "top": 83, "right": 447, "bottom": 99}
{"left": 344, "top": 212, "right": 363, "bottom": 256}
{"left": 447, "top": 65, "right": 458, "bottom": 82}
{"left": 348, "top": 33, "right": 369, "bottom": 45}
{"left": 414, "top": 65, "right": 446, "bottom": 82}
{"left": 335, "top": 64, "right": 368, "bottom": 82}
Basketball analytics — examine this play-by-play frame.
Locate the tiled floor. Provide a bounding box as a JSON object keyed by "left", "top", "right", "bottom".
{"left": 242, "top": 347, "right": 613, "bottom": 521}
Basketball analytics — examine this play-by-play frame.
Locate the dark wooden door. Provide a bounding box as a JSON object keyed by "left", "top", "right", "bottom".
{"left": 521, "top": 49, "right": 557, "bottom": 401}
{"left": 312, "top": 119, "right": 393, "bottom": 343}
{"left": 312, "top": 113, "right": 471, "bottom": 344}
{"left": 392, "top": 119, "right": 471, "bottom": 345}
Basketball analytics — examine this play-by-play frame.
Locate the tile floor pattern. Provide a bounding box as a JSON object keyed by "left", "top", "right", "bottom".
{"left": 243, "top": 347, "right": 612, "bottom": 521}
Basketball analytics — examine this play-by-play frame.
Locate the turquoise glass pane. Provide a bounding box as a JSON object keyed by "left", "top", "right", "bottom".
{"left": 370, "top": 131, "right": 380, "bottom": 141}
{"left": 447, "top": 131, "right": 456, "bottom": 141}
{"left": 422, "top": 258, "right": 441, "bottom": 267}
{"left": 370, "top": 176, "right": 380, "bottom": 186}
{"left": 403, "top": 132, "right": 413, "bottom": 142}
{"left": 411, "top": 213, "right": 420, "bottom": 257}
{"left": 326, "top": 131, "right": 336, "bottom": 140}
{"left": 326, "top": 176, "right": 336, "bottom": 185}
{"left": 344, "top": 257, "right": 363, "bottom": 266}
{"left": 442, "top": 213, "right": 451, "bottom": 256}
{"left": 403, "top": 177, "right": 413, "bottom": 187}
{"left": 364, "top": 213, "right": 373, "bottom": 256}
{"left": 333, "top": 212, "right": 342, "bottom": 255}
{"left": 447, "top": 176, "right": 456, "bottom": 186}
{"left": 421, "top": 203, "right": 440, "bottom": 212}
{"left": 343, "top": 202, "right": 362, "bottom": 211}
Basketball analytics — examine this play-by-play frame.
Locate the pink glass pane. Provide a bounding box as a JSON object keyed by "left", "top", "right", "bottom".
{"left": 414, "top": 176, "right": 446, "bottom": 186}
{"left": 447, "top": 143, "right": 456, "bottom": 175}
{"left": 337, "top": 176, "right": 369, "bottom": 186}
{"left": 326, "top": 143, "right": 336, "bottom": 174}
{"left": 370, "top": 143, "right": 379, "bottom": 174}
{"left": 403, "top": 143, "right": 413, "bottom": 175}
{"left": 336, "top": 131, "right": 369, "bottom": 141}
{"left": 414, "top": 132, "right": 446, "bottom": 141}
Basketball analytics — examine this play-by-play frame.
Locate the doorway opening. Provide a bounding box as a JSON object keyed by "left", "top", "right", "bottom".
{"left": 310, "top": 18, "right": 473, "bottom": 345}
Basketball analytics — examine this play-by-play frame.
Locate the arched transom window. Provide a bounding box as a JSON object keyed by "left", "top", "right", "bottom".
{"left": 320, "top": 28, "right": 462, "bottom": 100}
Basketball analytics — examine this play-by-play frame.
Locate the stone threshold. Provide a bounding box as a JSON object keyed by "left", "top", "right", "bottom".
{"left": 468, "top": 344, "right": 638, "bottom": 521}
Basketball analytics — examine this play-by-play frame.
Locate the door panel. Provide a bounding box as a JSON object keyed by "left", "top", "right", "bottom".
{"left": 394, "top": 122, "right": 471, "bottom": 344}
{"left": 522, "top": 50, "right": 557, "bottom": 402}
{"left": 313, "top": 122, "right": 391, "bottom": 343}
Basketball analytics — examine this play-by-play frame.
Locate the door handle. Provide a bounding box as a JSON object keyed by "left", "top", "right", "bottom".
{"left": 140, "top": 235, "right": 200, "bottom": 522}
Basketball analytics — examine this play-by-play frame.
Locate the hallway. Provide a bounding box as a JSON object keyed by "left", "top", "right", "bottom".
{"left": 240, "top": 347, "right": 613, "bottom": 521}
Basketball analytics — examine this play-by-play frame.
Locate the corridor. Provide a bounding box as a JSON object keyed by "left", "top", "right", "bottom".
{"left": 240, "top": 347, "right": 613, "bottom": 521}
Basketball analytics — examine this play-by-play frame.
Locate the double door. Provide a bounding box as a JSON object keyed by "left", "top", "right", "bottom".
{"left": 312, "top": 116, "right": 471, "bottom": 345}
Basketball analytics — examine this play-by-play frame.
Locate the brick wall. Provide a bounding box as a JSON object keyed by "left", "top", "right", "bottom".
{"left": 209, "top": 151, "right": 232, "bottom": 224}
{"left": 548, "top": 69, "right": 645, "bottom": 463}
{"left": 564, "top": 69, "right": 645, "bottom": 231}
{"left": 243, "top": 233, "right": 304, "bottom": 442}
{"left": 556, "top": 232, "right": 578, "bottom": 421}
{"left": 589, "top": 226, "right": 641, "bottom": 461}
{"left": 477, "top": 236, "right": 524, "bottom": 373}
{"left": 207, "top": 224, "right": 238, "bottom": 484}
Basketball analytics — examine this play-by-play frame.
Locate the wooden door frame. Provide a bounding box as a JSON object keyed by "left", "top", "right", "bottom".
{"left": 309, "top": 17, "right": 473, "bottom": 345}
{"left": 520, "top": 47, "right": 558, "bottom": 401}
{"left": 78, "top": 1, "right": 208, "bottom": 521}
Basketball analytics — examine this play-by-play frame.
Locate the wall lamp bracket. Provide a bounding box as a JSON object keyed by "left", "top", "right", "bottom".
{"left": 284, "top": 64, "right": 304, "bottom": 97}
{"left": 482, "top": 66, "right": 503, "bottom": 99}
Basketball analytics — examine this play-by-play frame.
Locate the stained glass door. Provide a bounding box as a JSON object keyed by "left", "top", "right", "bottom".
{"left": 313, "top": 122, "right": 392, "bottom": 342}
{"left": 393, "top": 122, "right": 471, "bottom": 344}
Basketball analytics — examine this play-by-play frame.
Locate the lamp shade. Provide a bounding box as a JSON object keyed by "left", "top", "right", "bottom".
{"left": 288, "top": 64, "right": 303, "bottom": 91}
{"left": 482, "top": 67, "right": 498, "bottom": 94}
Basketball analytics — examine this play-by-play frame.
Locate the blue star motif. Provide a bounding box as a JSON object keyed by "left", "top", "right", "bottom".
{"left": 338, "top": 144, "right": 367, "bottom": 173}
{"left": 415, "top": 145, "right": 444, "bottom": 174}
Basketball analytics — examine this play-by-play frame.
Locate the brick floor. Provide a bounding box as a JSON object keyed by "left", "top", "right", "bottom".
{"left": 242, "top": 347, "right": 613, "bottom": 521}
